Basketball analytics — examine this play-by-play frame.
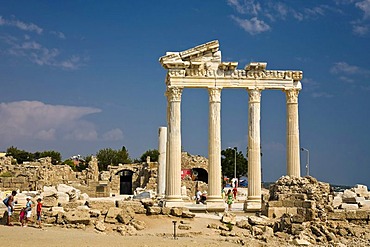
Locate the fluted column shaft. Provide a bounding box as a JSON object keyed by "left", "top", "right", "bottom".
{"left": 157, "top": 126, "right": 167, "bottom": 196}
{"left": 285, "top": 89, "right": 301, "bottom": 177}
{"left": 245, "top": 88, "right": 262, "bottom": 211}
{"left": 165, "top": 87, "right": 183, "bottom": 202}
{"left": 207, "top": 87, "right": 222, "bottom": 202}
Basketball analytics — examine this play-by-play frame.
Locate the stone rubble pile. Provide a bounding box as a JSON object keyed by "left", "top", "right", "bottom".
{"left": 217, "top": 212, "right": 370, "bottom": 246}
{"left": 1, "top": 184, "right": 195, "bottom": 236}
{"left": 333, "top": 184, "right": 370, "bottom": 210}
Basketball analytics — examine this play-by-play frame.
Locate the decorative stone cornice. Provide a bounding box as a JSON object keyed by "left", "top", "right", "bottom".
{"left": 165, "top": 87, "right": 183, "bottom": 102}
{"left": 208, "top": 87, "right": 222, "bottom": 103}
{"left": 284, "top": 89, "right": 300, "bottom": 104}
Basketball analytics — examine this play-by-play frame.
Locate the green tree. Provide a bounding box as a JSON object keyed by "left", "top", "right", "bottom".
{"left": 6, "top": 146, "right": 34, "bottom": 164}
{"left": 140, "top": 149, "right": 159, "bottom": 162}
{"left": 38, "top": 150, "right": 62, "bottom": 165}
{"left": 221, "top": 147, "right": 248, "bottom": 179}
{"left": 96, "top": 146, "right": 131, "bottom": 171}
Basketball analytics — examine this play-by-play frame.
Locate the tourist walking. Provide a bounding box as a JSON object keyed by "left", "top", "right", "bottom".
{"left": 226, "top": 189, "right": 233, "bottom": 211}
{"left": 36, "top": 198, "right": 43, "bottom": 228}
{"left": 24, "top": 196, "right": 34, "bottom": 226}
{"left": 5, "top": 190, "right": 17, "bottom": 226}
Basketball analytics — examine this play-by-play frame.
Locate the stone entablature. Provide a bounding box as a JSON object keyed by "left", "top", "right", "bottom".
{"left": 160, "top": 40, "right": 302, "bottom": 90}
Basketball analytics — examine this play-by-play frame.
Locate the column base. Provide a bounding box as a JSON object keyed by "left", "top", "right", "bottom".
{"left": 206, "top": 198, "right": 225, "bottom": 212}
{"left": 243, "top": 197, "right": 262, "bottom": 212}
{"left": 164, "top": 197, "right": 184, "bottom": 208}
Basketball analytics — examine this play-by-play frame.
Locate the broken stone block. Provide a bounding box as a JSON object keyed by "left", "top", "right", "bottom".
{"left": 221, "top": 212, "right": 236, "bottom": 225}
{"left": 95, "top": 221, "right": 106, "bottom": 232}
{"left": 341, "top": 203, "right": 359, "bottom": 210}
{"left": 131, "top": 219, "right": 146, "bottom": 230}
{"left": 64, "top": 210, "right": 90, "bottom": 225}
{"left": 104, "top": 207, "right": 122, "bottom": 224}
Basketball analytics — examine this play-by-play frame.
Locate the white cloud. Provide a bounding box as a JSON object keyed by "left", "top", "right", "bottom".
{"left": 0, "top": 101, "right": 101, "bottom": 143}
{"left": 1, "top": 34, "right": 84, "bottom": 70}
{"left": 352, "top": 24, "right": 369, "bottom": 35}
{"left": 227, "top": 0, "right": 261, "bottom": 15}
{"left": 330, "top": 62, "right": 361, "bottom": 74}
{"left": 0, "top": 16, "right": 85, "bottom": 70}
{"left": 311, "top": 92, "right": 334, "bottom": 98}
{"left": 102, "top": 128, "right": 124, "bottom": 141}
{"left": 231, "top": 16, "right": 271, "bottom": 35}
{"left": 0, "top": 16, "right": 42, "bottom": 34}
{"left": 50, "top": 31, "right": 66, "bottom": 39}
{"left": 356, "top": 0, "right": 370, "bottom": 19}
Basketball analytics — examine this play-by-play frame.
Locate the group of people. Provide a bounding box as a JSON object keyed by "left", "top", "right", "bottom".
{"left": 4, "top": 190, "right": 43, "bottom": 228}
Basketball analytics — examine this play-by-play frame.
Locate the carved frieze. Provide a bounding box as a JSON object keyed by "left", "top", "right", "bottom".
{"left": 165, "top": 87, "right": 183, "bottom": 102}
{"left": 170, "top": 68, "right": 302, "bottom": 81}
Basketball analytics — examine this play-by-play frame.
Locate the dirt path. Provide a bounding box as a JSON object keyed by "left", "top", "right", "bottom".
{"left": 0, "top": 214, "right": 245, "bottom": 247}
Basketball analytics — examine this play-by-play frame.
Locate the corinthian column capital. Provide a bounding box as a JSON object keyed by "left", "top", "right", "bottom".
{"left": 165, "top": 87, "right": 183, "bottom": 102}
{"left": 208, "top": 87, "right": 222, "bottom": 103}
{"left": 247, "top": 88, "right": 262, "bottom": 103}
{"left": 284, "top": 89, "right": 300, "bottom": 104}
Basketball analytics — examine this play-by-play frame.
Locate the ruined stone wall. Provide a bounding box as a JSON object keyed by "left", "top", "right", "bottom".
{"left": 0, "top": 156, "right": 79, "bottom": 191}
{"left": 263, "top": 176, "right": 331, "bottom": 221}
{"left": 181, "top": 152, "right": 208, "bottom": 170}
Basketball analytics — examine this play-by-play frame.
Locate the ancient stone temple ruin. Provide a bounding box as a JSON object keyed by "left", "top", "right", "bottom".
{"left": 159, "top": 40, "right": 303, "bottom": 211}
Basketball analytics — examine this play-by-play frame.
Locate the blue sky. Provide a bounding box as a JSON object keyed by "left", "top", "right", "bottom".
{"left": 0, "top": 1, "right": 369, "bottom": 187}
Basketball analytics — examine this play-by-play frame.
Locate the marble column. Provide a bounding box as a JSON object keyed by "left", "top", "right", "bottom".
{"left": 285, "top": 89, "right": 301, "bottom": 177}
{"left": 206, "top": 87, "right": 224, "bottom": 210}
{"left": 157, "top": 126, "right": 167, "bottom": 197}
{"left": 244, "top": 88, "right": 262, "bottom": 211}
{"left": 164, "top": 87, "right": 184, "bottom": 207}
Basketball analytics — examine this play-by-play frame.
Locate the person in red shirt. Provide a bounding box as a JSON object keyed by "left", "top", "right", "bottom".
{"left": 232, "top": 186, "right": 237, "bottom": 200}
{"left": 36, "top": 198, "right": 42, "bottom": 228}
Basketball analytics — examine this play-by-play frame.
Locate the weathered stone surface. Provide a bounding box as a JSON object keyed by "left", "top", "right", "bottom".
{"left": 248, "top": 215, "right": 273, "bottom": 226}
{"left": 56, "top": 192, "right": 69, "bottom": 204}
{"left": 117, "top": 207, "right": 135, "bottom": 224}
{"left": 147, "top": 206, "right": 161, "bottom": 215}
{"left": 236, "top": 219, "right": 250, "bottom": 229}
{"left": 104, "top": 207, "right": 122, "bottom": 224}
{"left": 131, "top": 219, "right": 146, "bottom": 230}
{"left": 88, "top": 200, "right": 115, "bottom": 213}
{"left": 170, "top": 207, "right": 183, "bottom": 217}
{"left": 117, "top": 200, "right": 146, "bottom": 214}
{"left": 42, "top": 196, "right": 58, "bottom": 207}
{"left": 64, "top": 210, "right": 91, "bottom": 225}
{"left": 221, "top": 212, "right": 236, "bottom": 225}
{"left": 89, "top": 209, "right": 101, "bottom": 218}
{"left": 95, "top": 221, "right": 106, "bottom": 232}
{"left": 181, "top": 211, "right": 195, "bottom": 218}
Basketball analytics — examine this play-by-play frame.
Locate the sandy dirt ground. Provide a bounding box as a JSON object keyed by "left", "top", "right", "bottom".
{"left": 0, "top": 214, "right": 251, "bottom": 247}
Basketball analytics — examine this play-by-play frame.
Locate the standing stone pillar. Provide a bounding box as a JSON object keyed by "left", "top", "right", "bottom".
{"left": 164, "top": 87, "right": 184, "bottom": 207}
{"left": 285, "top": 89, "right": 301, "bottom": 177}
{"left": 157, "top": 126, "right": 167, "bottom": 197}
{"left": 244, "top": 88, "right": 262, "bottom": 212}
{"left": 206, "top": 87, "right": 224, "bottom": 210}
